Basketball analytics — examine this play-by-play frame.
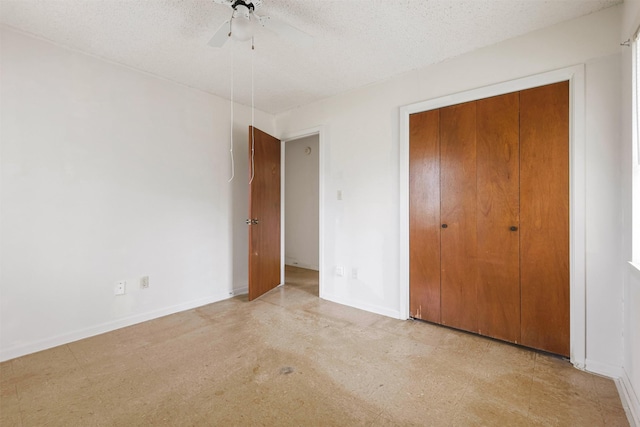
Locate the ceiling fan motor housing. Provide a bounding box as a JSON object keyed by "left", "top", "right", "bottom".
{"left": 231, "top": 0, "right": 256, "bottom": 12}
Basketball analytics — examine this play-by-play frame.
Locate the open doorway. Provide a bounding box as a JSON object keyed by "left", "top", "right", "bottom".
{"left": 283, "top": 133, "right": 320, "bottom": 296}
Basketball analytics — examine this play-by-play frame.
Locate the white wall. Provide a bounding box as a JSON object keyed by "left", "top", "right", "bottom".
{"left": 276, "top": 5, "right": 626, "bottom": 367}
{"left": 285, "top": 135, "right": 319, "bottom": 270}
{"left": 0, "top": 28, "right": 275, "bottom": 361}
{"left": 621, "top": 0, "right": 640, "bottom": 424}
{"left": 584, "top": 53, "right": 623, "bottom": 374}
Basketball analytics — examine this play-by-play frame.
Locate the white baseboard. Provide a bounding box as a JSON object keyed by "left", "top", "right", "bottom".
{"left": 232, "top": 286, "right": 248, "bottom": 295}
{"left": 0, "top": 292, "right": 232, "bottom": 362}
{"left": 321, "top": 292, "right": 401, "bottom": 319}
{"left": 618, "top": 368, "right": 640, "bottom": 427}
{"left": 585, "top": 358, "right": 624, "bottom": 378}
{"left": 285, "top": 262, "right": 319, "bottom": 271}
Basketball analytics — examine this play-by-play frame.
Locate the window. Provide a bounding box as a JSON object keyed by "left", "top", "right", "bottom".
{"left": 633, "top": 31, "right": 640, "bottom": 264}
{"left": 635, "top": 32, "right": 640, "bottom": 166}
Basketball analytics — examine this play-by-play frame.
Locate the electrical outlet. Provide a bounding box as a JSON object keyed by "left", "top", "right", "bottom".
{"left": 351, "top": 268, "right": 358, "bottom": 279}
{"left": 336, "top": 266, "right": 345, "bottom": 277}
{"left": 114, "top": 280, "right": 126, "bottom": 296}
{"left": 140, "top": 276, "right": 150, "bottom": 289}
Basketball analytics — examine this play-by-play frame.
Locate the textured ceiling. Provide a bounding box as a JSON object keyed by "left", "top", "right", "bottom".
{"left": 0, "top": 0, "right": 621, "bottom": 114}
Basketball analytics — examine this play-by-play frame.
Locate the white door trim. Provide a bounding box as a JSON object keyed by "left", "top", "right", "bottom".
{"left": 280, "top": 126, "right": 325, "bottom": 299}
{"left": 398, "top": 65, "right": 586, "bottom": 368}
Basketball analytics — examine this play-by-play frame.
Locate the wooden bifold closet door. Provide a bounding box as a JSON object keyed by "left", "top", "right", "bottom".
{"left": 409, "top": 81, "right": 569, "bottom": 357}
{"left": 519, "top": 83, "right": 570, "bottom": 356}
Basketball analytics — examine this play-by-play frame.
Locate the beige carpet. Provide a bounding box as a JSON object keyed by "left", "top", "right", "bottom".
{"left": 0, "top": 266, "right": 629, "bottom": 426}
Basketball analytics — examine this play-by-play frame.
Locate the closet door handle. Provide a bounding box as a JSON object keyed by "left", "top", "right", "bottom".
{"left": 441, "top": 224, "right": 448, "bottom": 229}
{"left": 510, "top": 226, "right": 518, "bottom": 231}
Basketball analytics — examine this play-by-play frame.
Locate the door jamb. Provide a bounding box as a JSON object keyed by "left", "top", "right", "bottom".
{"left": 399, "top": 65, "right": 586, "bottom": 369}
{"left": 280, "top": 126, "right": 325, "bottom": 298}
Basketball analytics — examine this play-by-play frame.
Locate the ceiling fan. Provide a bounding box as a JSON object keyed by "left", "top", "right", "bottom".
{"left": 208, "top": 0, "right": 312, "bottom": 48}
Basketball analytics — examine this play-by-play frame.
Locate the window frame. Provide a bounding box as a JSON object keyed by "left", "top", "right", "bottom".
{"left": 634, "top": 33, "right": 640, "bottom": 166}
{"left": 632, "top": 31, "right": 640, "bottom": 266}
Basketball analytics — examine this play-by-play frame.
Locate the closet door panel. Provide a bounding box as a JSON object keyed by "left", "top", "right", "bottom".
{"left": 440, "top": 101, "right": 478, "bottom": 333}
{"left": 520, "top": 81, "right": 570, "bottom": 357}
{"left": 476, "top": 93, "right": 521, "bottom": 343}
{"left": 409, "top": 110, "right": 441, "bottom": 322}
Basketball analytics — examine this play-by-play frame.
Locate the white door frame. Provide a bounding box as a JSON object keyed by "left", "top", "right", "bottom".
{"left": 280, "top": 126, "right": 325, "bottom": 298}
{"left": 398, "top": 65, "right": 586, "bottom": 368}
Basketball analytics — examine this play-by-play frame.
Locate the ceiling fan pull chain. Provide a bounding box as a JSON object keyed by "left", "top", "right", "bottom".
{"left": 249, "top": 39, "right": 256, "bottom": 185}
{"left": 228, "top": 45, "right": 235, "bottom": 182}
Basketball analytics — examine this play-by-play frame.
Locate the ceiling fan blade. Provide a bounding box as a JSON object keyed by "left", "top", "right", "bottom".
{"left": 258, "top": 15, "right": 313, "bottom": 48}
{"left": 212, "top": 0, "right": 234, "bottom": 6}
{"left": 208, "top": 20, "right": 231, "bottom": 48}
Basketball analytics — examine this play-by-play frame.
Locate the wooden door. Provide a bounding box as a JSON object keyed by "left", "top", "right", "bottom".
{"left": 519, "top": 82, "right": 570, "bottom": 356}
{"left": 408, "top": 82, "right": 570, "bottom": 356}
{"left": 248, "top": 126, "right": 281, "bottom": 301}
{"left": 439, "top": 101, "right": 478, "bottom": 333}
{"left": 476, "top": 93, "right": 521, "bottom": 343}
{"left": 409, "top": 110, "right": 441, "bottom": 322}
